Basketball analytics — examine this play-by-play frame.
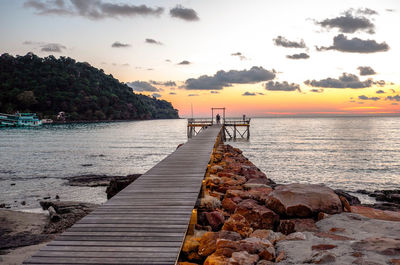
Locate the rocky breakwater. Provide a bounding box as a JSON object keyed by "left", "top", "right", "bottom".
{"left": 178, "top": 144, "right": 400, "bottom": 265}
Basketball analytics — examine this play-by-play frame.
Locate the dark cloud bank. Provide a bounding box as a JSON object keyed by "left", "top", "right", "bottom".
{"left": 24, "top": 0, "right": 164, "bottom": 19}
{"left": 127, "top": 81, "right": 159, "bottom": 92}
{"left": 305, "top": 73, "right": 373, "bottom": 89}
{"left": 273, "top": 36, "right": 306, "bottom": 48}
{"left": 265, "top": 81, "right": 301, "bottom": 92}
{"left": 169, "top": 5, "right": 199, "bottom": 21}
{"left": 358, "top": 66, "right": 376, "bottom": 76}
{"left": 316, "top": 11, "right": 376, "bottom": 34}
{"left": 111, "top": 41, "right": 130, "bottom": 48}
{"left": 184, "top": 66, "right": 276, "bottom": 90}
{"left": 145, "top": 38, "right": 163, "bottom": 45}
{"left": 317, "top": 34, "right": 389, "bottom": 53}
{"left": 286, "top": 53, "right": 310, "bottom": 60}
{"left": 178, "top": 60, "right": 191, "bottom": 65}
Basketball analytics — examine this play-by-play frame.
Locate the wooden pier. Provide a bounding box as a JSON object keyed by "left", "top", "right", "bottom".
{"left": 187, "top": 118, "right": 250, "bottom": 140}
{"left": 23, "top": 125, "right": 223, "bottom": 265}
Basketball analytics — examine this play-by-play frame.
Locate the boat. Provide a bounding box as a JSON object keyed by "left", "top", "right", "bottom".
{"left": 0, "top": 113, "right": 42, "bottom": 127}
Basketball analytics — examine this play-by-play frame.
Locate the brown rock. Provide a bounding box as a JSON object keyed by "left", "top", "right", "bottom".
{"left": 314, "top": 232, "right": 354, "bottom": 241}
{"left": 258, "top": 246, "right": 275, "bottom": 261}
{"left": 235, "top": 199, "right": 279, "bottom": 230}
{"left": 222, "top": 197, "right": 238, "bottom": 213}
{"left": 205, "top": 211, "right": 225, "bottom": 231}
{"left": 182, "top": 235, "right": 200, "bottom": 254}
{"left": 228, "top": 251, "right": 259, "bottom": 265}
{"left": 308, "top": 252, "right": 336, "bottom": 264}
{"left": 222, "top": 213, "right": 253, "bottom": 237}
{"left": 278, "top": 219, "right": 318, "bottom": 235}
{"left": 390, "top": 259, "right": 400, "bottom": 265}
{"left": 339, "top": 195, "right": 352, "bottom": 212}
{"left": 311, "top": 244, "right": 337, "bottom": 250}
{"left": 199, "top": 232, "right": 220, "bottom": 256}
{"left": 179, "top": 262, "right": 199, "bottom": 265}
{"left": 317, "top": 212, "right": 330, "bottom": 221}
{"left": 199, "top": 231, "right": 242, "bottom": 256}
{"left": 265, "top": 184, "right": 342, "bottom": 217}
{"left": 257, "top": 261, "right": 274, "bottom": 265}
{"left": 250, "top": 229, "right": 285, "bottom": 244}
{"left": 351, "top": 237, "right": 400, "bottom": 256}
{"left": 329, "top": 227, "right": 346, "bottom": 233}
{"left": 204, "top": 253, "right": 229, "bottom": 265}
{"left": 276, "top": 250, "right": 285, "bottom": 262}
{"left": 350, "top": 206, "right": 400, "bottom": 222}
{"left": 285, "top": 232, "right": 306, "bottom": 241}
{"left": 215, "top": 239, "right": 241, "bottom": 257}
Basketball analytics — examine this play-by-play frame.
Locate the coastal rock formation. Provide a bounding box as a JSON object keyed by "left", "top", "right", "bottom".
{"left": 178, "top": 143, "right": 400, "bottom": 264}
{"left": 40, "top": 200, "right": 98, "bottom": 233}
{"left": 265, "top": 183, "right": 343, "bottom": 217}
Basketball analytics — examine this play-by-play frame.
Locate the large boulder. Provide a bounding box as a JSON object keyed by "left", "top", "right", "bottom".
{"left": 228, "top": 251, "right": 259, "bottom": 265}
{"left": 265, "top": 184, "right": 342, "bottom": 217}
{"left": 235, "top": 199, "right": 279, "bottom": 230}
{"left": 205, "top": 211, "right": 225, "bottom": 231}
{"left": 350, "top": 206, "right": 400, "bottom": 222}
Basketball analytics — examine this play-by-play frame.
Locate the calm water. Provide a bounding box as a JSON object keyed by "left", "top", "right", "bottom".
{"left": 1, "top": 117, "right": 399, "bottom": 210}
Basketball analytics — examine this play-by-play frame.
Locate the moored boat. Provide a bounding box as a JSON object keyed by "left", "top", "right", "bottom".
{"left": 0, "top": 113, "right": 42, "bottom": 127}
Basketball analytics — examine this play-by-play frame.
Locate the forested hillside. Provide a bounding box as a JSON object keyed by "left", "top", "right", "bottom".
{"left": 0, "top": 53, "right": 178, "bottom": 120}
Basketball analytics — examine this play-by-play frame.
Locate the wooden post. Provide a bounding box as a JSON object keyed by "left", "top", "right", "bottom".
{"left": 233, "top": 124, "right": 236, "bottom": 139}
{"left": 187, "top": 209, "right": 197, "bottom": 235}
{"left": 247, "top": 125, "right": 250, "bottom": 140}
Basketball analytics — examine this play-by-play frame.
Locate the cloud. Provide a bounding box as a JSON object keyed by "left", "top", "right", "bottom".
{"left": 358, "top": 66, "right": 376, "bottom": 76}
{"left": 257, "top": 92, "right": 265, "bottom": 95}
{"left": 376, "top": 90, "right": 385, "bottom": 94}
{"left": 188, "top": 94, "right": 199, "bottom": 96}
{"left": 356, "top": 8, "right": 378, "bottom": 15}
{"left": 373, "top": 80, "right": 386, "bottom": 87}
{"left": 41, "top": 43, "right": 66, "bottom": 52}
{"left": 111, "top": 41, "right": 130, "bottom": 48}
{"left": 210, "top": 91, "right": 219, "bottom": 94}
{"left": 317, "top": 34, "right": 389, "bottom": 53}
{"left": 386, "top": 95, "right": 400, "bottom": 101}
{"left": 286, "top": 53, "right": 310, "bottom": 60}
{"left": 24, "top": 0, "right": 164, "bottom": 19}
{"left": 145, "top": 38, "right": 163, "bottom": 45}
{"left": 170, "top": 5, "right": 199, "bottom": 21}
{"left": 358, "top": 95, "right": 380, "bottom": 101}
{"left": 386, "top": 9, "right": 395, "bottom": 12}
{"left": 265, "top": 81, "right": 301, "bottom": 92}
{"left": 169, "top": 92, "right": 176, "bottom": 95}
{"left": 273, "top": 36, "right": 306, "bottom": 48}
{"left": 231, "top": 52, "right": 248, "bottom": 61}
{"left": 152, "top": 93, "right": 161, "bottom": 98}
{"left": 178, "top": 60, "right": 191, "bottom": 65}
{"left": 126, "top": 81, "right": 159, "bottom": 92}
{"left": 150, "top": 81, "right": 176, "bottom": 87}
{"left": 310, "top": 88, "right": 324, "bottom": 93}
{"left": 242, "top": 91, "right": 257, "bottom": 96}
{"left": 304, "top": 73, "right": 373, "bottom": 88}
{"left": 316, "top": 12, "right": 375, "bottom": 34}
{"left": 184, "top": 66, "right": 276, "bottom": 90}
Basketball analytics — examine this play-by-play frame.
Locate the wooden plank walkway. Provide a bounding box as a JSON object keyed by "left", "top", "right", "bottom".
{"left": 23, "top": 125, "right": 222, "bottom": 265}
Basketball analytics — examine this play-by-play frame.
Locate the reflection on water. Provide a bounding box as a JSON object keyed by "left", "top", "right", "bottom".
{"left": 1, "top": 117, "right": 400, "bottom": 209}
{"left": 0, "top": 120, "right": 187, "bottom": 209}
{"left": 231, "top": 117, "right": 400, "bottom": 193}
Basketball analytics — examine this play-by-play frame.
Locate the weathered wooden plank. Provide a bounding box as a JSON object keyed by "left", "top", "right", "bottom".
{"left": 33, "top": 251, "right": 178, "bottom": 258}
{"left": 42, "top": 245, "right": 180, "bottom": 252}
{"left": 47, "top": 241, "right": 182, "bottom": 247}
{"left": 25, "top": 257, "right": 176, "bottom": 264}
{"left": 56, "top": 236, "right": 183, "bottom": 242}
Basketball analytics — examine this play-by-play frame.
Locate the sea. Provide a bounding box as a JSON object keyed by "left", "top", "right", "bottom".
{"left": 1, "top": 117, "right": 399, "bottom": 211}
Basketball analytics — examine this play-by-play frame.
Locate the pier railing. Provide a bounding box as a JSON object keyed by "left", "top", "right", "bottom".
{"left": 187, "top": 118, "right": 251, "bottom": 140}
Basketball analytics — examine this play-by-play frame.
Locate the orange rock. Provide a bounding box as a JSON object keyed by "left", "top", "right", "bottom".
{"left": 390, "top": 259, "right": 400, "bottom": 265}
{"left": 329, "top": 227, "right": 346, "bottom": 233}
{"left": 204, "top": 253, "right": 229, "bottom": 265}
{"left": 222, "top": 197, "right": 238, "bottom": 213}
{"left": 339, "top": 195, "right": 352, "bottom": 212}
{"left": 178, "top": 262, "right": 199, "bottom": 265}
{"left": 198, "top": 231, "right": 241, "bottom": 256}
{"left": 276, "top": 250, "right": 285, "bottom": 262}
{"left": 350, "top": 206, "right": 400, "bottom": 222}
{"left": 235, "top": 199, "right": 279, "bottom": 230}
{"left": 222, "top": 213, "right": 253, "bottom": 237}
{"left": 229, "top": 251, "right": 259, "bottom": 264}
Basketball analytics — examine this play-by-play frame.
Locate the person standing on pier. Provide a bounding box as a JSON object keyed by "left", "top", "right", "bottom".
{"left": 216, "top": 114, "right": 221, "bottom": 124}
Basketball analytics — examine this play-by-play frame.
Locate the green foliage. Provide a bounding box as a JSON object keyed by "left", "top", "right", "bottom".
{"left": 0, "top": 53, "right": 179, "bottom": 120}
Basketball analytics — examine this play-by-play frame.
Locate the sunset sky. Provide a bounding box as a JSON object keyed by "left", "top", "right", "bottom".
{"left": 1, "top": 0, "right": 399, "bottom": 117}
